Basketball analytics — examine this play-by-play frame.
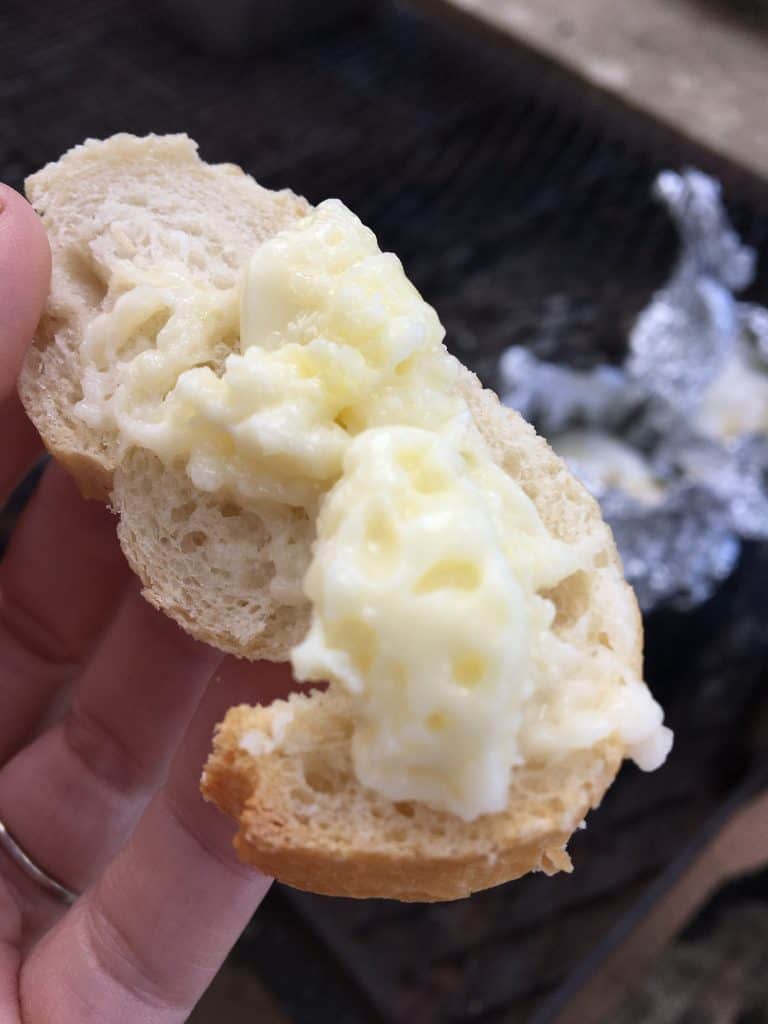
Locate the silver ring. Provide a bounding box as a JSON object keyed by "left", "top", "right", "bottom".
{"left": 0, "top": 817, "right": 79, "bottom": 905}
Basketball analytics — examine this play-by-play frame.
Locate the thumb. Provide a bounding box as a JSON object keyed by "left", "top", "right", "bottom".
{"left": 0, "top": 184, "right": 50, "bottom": 396}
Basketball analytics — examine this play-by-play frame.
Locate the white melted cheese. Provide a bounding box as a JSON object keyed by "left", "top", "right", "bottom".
{"left": 76, "top": 199, "right": 671, "bottom": 820}
{"left": 696, "top": 344, "right": 768, "bottom": 442}
{"left": 553, "top": 431, "right": 664, "bottom": 507}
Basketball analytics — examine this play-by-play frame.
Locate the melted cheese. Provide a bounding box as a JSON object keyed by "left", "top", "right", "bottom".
{"left": 553, "top": 431, "right": 664, "bottom": 506}
{"left": 696, "top": 345, "right": 768, "bottom": 442}
{"left": 75, "top": 199, "right": 671, "bottom": 819}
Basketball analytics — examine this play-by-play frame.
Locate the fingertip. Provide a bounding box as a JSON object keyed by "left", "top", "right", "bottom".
{"left": 0, "top": 184, "right": 51, "bottom": 391}
{"left": 0, "top": 183, "right": 50, "bottom": 254}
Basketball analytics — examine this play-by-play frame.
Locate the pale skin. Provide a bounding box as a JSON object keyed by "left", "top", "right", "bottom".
{"left": 0, "top": 184, "right": 295, "bottom": 1023}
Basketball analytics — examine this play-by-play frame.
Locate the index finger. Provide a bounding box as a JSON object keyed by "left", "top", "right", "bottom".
{"left": 20, "top": 663, "right": 284, "bottom": 1023}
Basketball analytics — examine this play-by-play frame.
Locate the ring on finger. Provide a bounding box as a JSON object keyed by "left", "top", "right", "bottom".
{"left": 0, "top": 816, "right": 79, "bottom": 905}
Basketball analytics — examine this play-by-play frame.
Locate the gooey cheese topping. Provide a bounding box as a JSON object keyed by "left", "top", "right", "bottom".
{"left": 552, "top": 431, "right": 665, "bottom": 507}
{"left": 76, "top": 199, "right": 671, "bottom": 820}
{"left": 696, "top": 343, "right": 768, "bottom": 442}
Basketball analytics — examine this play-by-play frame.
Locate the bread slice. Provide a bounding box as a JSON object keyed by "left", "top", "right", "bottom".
{"left": 19, "top": 134, "right": 652, "bottom": 900}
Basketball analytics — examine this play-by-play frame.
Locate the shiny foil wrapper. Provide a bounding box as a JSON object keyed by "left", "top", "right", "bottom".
{"left": 499, "top": 170, "right": 768, "bottom": 610}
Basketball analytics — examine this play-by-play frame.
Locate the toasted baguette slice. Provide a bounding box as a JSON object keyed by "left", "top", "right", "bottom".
{"left": 20, "top": 134, "right": 647, "bottom": 900}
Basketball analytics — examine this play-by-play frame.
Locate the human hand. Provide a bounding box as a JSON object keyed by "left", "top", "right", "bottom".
{"left": 0, "top": 184, "right": 293, "bottom": 1022}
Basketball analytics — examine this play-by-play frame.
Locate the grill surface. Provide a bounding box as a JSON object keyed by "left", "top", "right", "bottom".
{"left": 2, "top": 2, "right": 768, "bottom": 1021}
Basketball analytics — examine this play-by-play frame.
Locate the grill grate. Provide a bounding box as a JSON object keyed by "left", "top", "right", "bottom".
{"left": 2, "top": 2, "right": 768, "bottom": 1020}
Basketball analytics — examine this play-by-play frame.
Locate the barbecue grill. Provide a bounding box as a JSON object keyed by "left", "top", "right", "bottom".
{"left": 2, "top": 2, "right": 767, "bottom": 1020}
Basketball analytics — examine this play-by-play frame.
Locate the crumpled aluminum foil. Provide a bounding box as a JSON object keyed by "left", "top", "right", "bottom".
{"left": 498, "top": 169, "right": 768, "bottom": 610}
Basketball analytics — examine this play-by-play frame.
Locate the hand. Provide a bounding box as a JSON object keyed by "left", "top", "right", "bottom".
{"left": 0, "top": 184, "right": 293, "bottom": 1023}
